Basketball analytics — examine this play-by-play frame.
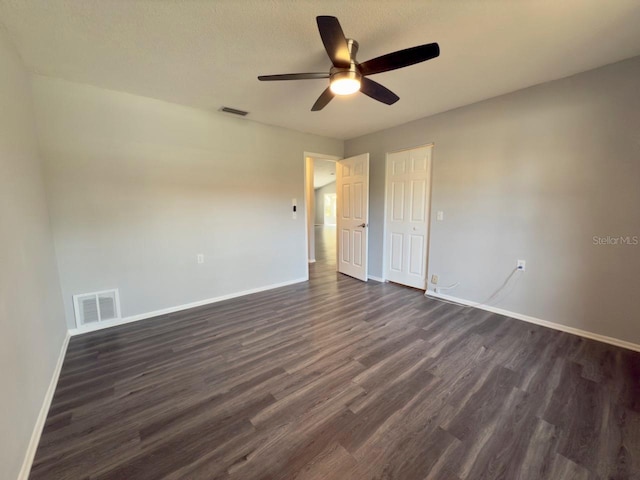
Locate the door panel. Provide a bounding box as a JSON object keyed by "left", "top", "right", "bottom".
{"left": 412, "top": 154, "right": 428, "bottom": 172}
{"left": 385, "top": 146, "right": 432, "bottom": 289}
{"left": 342, "top": 184, "right": 351, "bottom": 218}
{"left": 341, "top": 229, "right": 350, "bottom": 262}
{"left": 353, "top": 230, "right": 363, "bottom": 266}
{"left": 410, "top": 180, "right": 426, "bottom": 222}
{"left": 354, "top": 183, "right": 363, "bottom": 219}
{"left": 390, "top": 233, "right": 403, "bottom": 272}
{"left": 391, "top": 182, "right": 405, "bottom": 221}
{"left": 409, "top": 235, "right": 425, "bottom": 275}
{"left": 337, "top": 153, "right": 369, "bottom": 281}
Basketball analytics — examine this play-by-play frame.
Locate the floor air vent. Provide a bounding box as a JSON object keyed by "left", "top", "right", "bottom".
{"left": 73, "top": 289, "right": 121, "bottom": 328}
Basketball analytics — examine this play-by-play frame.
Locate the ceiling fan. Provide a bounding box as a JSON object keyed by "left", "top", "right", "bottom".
{"left": 258, "top": 16, "right": 440, "bottom": 111}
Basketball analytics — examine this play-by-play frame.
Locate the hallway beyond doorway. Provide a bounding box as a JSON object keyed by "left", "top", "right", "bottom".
{"left": 314, "top": 225, "right": 336, "bottom": 267}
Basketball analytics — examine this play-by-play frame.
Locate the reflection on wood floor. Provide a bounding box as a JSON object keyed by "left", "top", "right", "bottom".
{"left": 315, "top": 224, "right": 336, "bottom": 267}
{"left": 29, "top": 225, "right": 640, "bottom": 479}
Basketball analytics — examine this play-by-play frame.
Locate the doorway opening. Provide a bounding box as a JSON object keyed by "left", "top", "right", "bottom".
{"left": 313, "top": 159, "right": 337, "bottom": 265}
{"left": 304, "top": 153, "right": 340, "bottom": 273}
{"left": 323, "top": 193, "right": 337, "bottom": 225}
{"left": 304, "top": 151, "right": 371, "bottom": 282}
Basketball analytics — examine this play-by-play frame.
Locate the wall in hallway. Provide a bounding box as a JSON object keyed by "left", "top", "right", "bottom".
{"left": 314, "top": 181, "right": 336, "bottom": 225}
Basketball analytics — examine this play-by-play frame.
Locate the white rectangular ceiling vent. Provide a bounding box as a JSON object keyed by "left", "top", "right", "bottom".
{"left": 73, "top": 289, "right": 121, "bottom": 328}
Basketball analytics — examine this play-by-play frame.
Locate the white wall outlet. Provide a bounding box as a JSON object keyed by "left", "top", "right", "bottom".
{"left": 517, "top": 259, "right": 526, "bottom": 271}
{"left": 436, "top": 211, "right": 444, "bottom": 221}
{"left": 431, "top": 274, "right": 439, "bottom": 284}
{"left": 197, "top": 254, "right": 204, "bottom": 264}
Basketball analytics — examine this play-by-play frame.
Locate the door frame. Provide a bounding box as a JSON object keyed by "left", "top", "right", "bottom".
{"left": 382, "top": 143, "right": 435, "bottom": 285}
{"left": 303, "top": 152, "right": 341, "bottom": 277}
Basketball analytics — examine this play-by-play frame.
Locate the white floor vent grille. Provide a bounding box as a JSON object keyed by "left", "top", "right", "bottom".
{"left": 73, "top": 289, "right": 121, "bottom": 328}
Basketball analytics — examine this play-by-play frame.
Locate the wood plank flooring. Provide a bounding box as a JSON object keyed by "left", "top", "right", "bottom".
{"left": 30, "top": 226, "right": 640, "bottom": 479}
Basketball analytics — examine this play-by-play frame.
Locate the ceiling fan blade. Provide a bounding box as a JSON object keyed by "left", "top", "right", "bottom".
{"left": 359, "top": 43, "right": 440, "bottom": 76}
{"left": 258, "top": 73, "right": 329, "bottom": 81}
{"left": 360, "top": 77, "right": 399, "bottom": 105}
{"left": 316, "top": 16, "right": 351, "bottom": 68}
{"left": 311, "top": 87, "right": 335, "bottom": 111}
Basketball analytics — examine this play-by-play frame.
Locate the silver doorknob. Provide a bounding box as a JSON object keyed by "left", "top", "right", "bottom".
{"left": 358, "top": 223, "right": 367, "bottom": 228}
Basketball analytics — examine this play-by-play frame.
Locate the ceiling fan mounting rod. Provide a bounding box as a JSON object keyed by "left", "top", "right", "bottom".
{"left": 347, "top": 38, "right": 359, "bottom": 62}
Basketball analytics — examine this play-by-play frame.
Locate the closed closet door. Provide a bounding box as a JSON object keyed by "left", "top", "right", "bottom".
{"left": 385, "top": 146, "right": 432, "bottom": 289}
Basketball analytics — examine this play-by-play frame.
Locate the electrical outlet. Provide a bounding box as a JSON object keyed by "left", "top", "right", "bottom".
{"left": 431, "top": 274, "right": 439, "bottom": 284}
{"left": 197, "top": 254, "right": 204, "bottom": 264}
{"left": 517, "top": 259, "right": 526, "bottom": 271}
{"left": 436, "top": 211, "right": 444, "bottom": 221}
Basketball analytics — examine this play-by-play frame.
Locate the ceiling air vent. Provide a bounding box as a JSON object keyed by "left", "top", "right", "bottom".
{"left": 73, "top": 289, "right": 121, "bottom": 328}
{"left": 219, "top": 106, "right": 249, "bottom": 116}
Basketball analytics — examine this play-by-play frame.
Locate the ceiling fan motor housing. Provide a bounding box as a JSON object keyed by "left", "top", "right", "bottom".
{"left": 329, "top": 38, "right": 360, "bottom": 84}
{"left": 329, "top": 38, "right": 361, "bottom": 95}
{"left": 330, "top": 66, "right": 361, "bottom": 83}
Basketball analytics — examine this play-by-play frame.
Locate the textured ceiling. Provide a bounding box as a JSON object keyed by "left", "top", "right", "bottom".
{"left": 1, "top": 0, "right": 640, "bottom": 140}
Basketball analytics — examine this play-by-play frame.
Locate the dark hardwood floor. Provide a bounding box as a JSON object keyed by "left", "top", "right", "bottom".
{"left": 30, "top": 226, "right": 640, "bottom": 479}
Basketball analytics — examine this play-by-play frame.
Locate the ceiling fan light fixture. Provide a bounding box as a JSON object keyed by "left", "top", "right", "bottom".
{"left": 330, "top": 70, "right": 361, "bottom": 95}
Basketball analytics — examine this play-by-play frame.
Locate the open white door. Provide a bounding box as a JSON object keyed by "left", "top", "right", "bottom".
{"left": 385, "top": 146, "right": 432, "bottom": 289}
{"left": 337, "top": 153, "right": 369, "bottom": 281}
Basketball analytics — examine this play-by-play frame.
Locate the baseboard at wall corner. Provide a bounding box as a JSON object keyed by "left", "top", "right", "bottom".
{"left": 368, "top": 275, "right": 385, "bottom": 283}
{"left": 18, "top": 330, "right": 70, "bottom": 480}
{"left": 308, "top": 259, "right": 316, "bottom": 264}
{"left": 425, "top": 291, "right": 640, "bottom": 353}
{"left": 69, "top": 277, "right": 309, "bottom": 336}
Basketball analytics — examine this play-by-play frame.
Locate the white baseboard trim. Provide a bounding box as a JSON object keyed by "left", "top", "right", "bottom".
{"left": 425, "top": 291, "right": 640, "bottom": 353}
{"left": 69, "top": 277, "right": 309, "bottom": 336}
{"left": 368, "top": 275, "right": 385, "bottom": 283}
{"left": 18, "top": 331, "right": 70, "bottom": 480}
{"left": 308, "top": 259, "right": 316, "bottom": 264}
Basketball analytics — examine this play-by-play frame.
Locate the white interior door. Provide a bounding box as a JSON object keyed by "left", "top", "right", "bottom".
{"left": 385, "top": 146, "right": 432, "bottom": 289}
{"left": 337, "top": 153, "right": 369, "bottom": 281}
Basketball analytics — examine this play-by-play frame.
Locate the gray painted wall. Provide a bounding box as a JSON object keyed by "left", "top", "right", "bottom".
{"left": 0, "top": 32, "right": 67, "bottom": 479}
{"left": 346, "top": 56, "right": 640, "bottom": 345}
{"left": 314, "top": 181, "right": 336, "bottom": 225}
{"left": 31, "top": 76, "right": 343, "bottom": 327}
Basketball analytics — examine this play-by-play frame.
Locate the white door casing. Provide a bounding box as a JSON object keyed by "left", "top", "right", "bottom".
{"left": 337, "top": 153, "right": 369, "bottom": 281}
{"left": 385, "top": 146, "right": 432, "bottom": 289}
